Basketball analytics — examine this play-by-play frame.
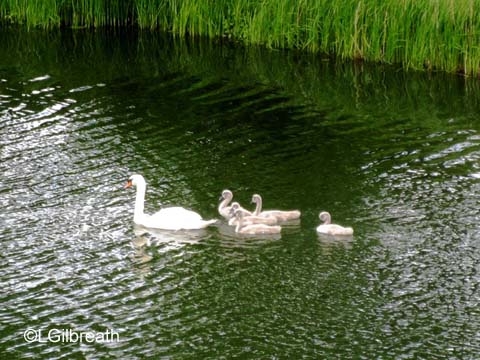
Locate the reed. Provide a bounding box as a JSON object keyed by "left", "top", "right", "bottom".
{"left": 1, "top": 0, "right": 480, "bottom": 76}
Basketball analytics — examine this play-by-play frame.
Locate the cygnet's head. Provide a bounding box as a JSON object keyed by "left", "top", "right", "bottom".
{"left": 233, "top": 209, "right": 244, "bottom": 219}
{"left": 228, "top": 202, "right": 241, "bottom": 217}
{"left": 319, "top": 211, "right": 331, "bottom": 224}
{"left": 219, "top": 189, "right": 233, "bottom": 201}
{"left": 125, "top": 174, "right": 145, "bottom": 189}
{"left": 251, "top": 194, "right": 262, "bottom": 204}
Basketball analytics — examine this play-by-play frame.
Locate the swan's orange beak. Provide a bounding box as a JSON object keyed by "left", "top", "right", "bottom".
{"left": 124, "top": 180, "right": 133, "bottom": 189}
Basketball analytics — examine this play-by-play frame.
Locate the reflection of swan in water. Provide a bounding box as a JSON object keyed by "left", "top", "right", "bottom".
{"left": 133, "top": 224, "right": 211, "bottom": 246}
{"left": 129, "top": 224, "right": 212, "bottom": 271}
{"left": 130, "top": 227, "right": 206, "bottom": 274}
{"left": 316, "top": 211, "right": 353, "bottom": 236}
{"left": 125, "top": 174, "right": 217, "bottom": 230}
{"left": 130, "top": 239, "right": 153, "bottom": 264}
{"left": 217, "top": 224, "right": 282, "bottom": 242}
{"left": 316, "top": 234, "right": 354, "bottom": 256}
{"left": 129, "top": 230, "right": 154, "bottom": 272}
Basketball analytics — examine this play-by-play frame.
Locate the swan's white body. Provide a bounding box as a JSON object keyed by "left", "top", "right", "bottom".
{"left": 251, "top": 194, "right": 301, "bottom": 221}
{"left": 233, "top": 210, "right": 281, "bottom": 235}
{"left": 126, "top": 174, "right": 217, "bottom": 230}
{"left": 316, "top": 211, "right": 353, "bottom": 236}
{"left": 218, "top": 190, "right": 251, "bottom": 220}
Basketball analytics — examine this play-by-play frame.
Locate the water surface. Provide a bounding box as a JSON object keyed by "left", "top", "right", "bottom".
{"left": 1, "top": 29, "right": 480, "bottom": 359}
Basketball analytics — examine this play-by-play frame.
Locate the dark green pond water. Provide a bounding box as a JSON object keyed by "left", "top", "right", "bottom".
{"left": 1, "top": 29, "right": 480, "bottom": 359}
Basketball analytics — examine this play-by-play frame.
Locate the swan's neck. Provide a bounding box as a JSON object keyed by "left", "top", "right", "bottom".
{"left": 253, "top": 197, "right": 262, "bottom": 216}
{"left": 235, "top": 216, "right": 243, "bottom": 232}
{"left": 133, "top": 183, "right": 146, "bottom": 223}
{"left": 323, "top": 214, "right": 331, "bottom": 225}
{"left": 235, "top": 215, "right": 243, "bottom": 233}
{"left": 218, "top": 195, "right": 232, "bottom": 213}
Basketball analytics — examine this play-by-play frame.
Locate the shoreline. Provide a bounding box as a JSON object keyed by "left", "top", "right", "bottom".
{"left": 1, "top": 0, "right": 479, "bottom": 77}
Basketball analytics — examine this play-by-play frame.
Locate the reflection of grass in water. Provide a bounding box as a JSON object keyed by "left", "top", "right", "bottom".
{"left": 2, "top": 0, "right": 480, "bottom": 75}
{"left": 3, "top": 28, "right": 480, "bottom": 116}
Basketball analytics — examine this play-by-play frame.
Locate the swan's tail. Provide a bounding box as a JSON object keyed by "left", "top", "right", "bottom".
{"left": 288, "top": 210, "right": 301, "bottom": 220}
{"left": 203, "top": 219, "right": 218, "bottom": 227}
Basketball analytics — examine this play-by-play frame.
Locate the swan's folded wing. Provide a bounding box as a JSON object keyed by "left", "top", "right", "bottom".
{"left": 154, "top": 207, "right": 203, "bottom": 221}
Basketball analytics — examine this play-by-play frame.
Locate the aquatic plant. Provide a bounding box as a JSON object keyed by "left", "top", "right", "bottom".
{"left": 1, "top": 0, "right": 480, "bottom": 76}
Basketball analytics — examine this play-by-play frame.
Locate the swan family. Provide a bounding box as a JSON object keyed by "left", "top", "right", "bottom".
{"left": 125, "top": 174, "right": 353, "bottom": 236}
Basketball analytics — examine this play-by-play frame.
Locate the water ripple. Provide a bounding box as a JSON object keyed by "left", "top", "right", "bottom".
{"left": 2, "top": 31, "right": 480, "bottom": 359}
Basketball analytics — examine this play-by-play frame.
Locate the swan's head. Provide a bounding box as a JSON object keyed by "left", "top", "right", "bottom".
{"left": 125, "top": 174, "right": 146, "bottom": 189}
{"left": 319, "top": 211, "right": 331, "bottom": 224}
{"left": 219, "top": 189, "right": 233, "bottom": 201}
{"left": 251, "top": 194, "right": 262, "bottom": 204}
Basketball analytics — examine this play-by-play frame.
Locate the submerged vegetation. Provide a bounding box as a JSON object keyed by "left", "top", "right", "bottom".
{"left": 1, "top": 0, "right": 480, "bottom": 76}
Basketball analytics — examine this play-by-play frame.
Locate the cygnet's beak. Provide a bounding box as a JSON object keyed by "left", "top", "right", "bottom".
{"left": 218, "top": 194, "right": 224, "bottom": 201}
{"left": 124, "top": 180, "right": 133, "bottom": 189}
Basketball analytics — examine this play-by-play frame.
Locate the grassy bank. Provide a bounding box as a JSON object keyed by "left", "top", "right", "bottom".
{"left": 1, "top": 0, "right": 480, "bottom": 76}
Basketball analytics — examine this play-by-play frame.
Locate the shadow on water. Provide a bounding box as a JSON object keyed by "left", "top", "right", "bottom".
{"left": 1, "top": 28, "right": 480, "bottom": 358}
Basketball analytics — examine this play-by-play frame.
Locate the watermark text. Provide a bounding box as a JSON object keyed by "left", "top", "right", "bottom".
{"left": 23, "top": 328, "right": 119, "bottom": 344}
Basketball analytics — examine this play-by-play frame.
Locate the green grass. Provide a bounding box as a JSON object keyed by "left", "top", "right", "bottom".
{"left": 1, "top": 0, "right": 480, "bottom": 76}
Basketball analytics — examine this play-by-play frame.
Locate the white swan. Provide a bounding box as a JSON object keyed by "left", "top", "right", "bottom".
{"left": 125, "top": 174, "right": 217, "bottom": 230}
{"left": 251, "top": 194, "right": 301, "bottom": 221}
{"left": 316, "top": 211, "right": 353, "bottom": 236}
{"left": 218, "top": 190, "right": 251, "bottom": 220}
{"left": 233, "top": 210, "right": 281, "bottom": 235}
{"left": 227, "top": 203, "right": 278, "bottom": 226}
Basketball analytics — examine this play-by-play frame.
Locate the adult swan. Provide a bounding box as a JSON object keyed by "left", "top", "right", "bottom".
{"left": 125, "top": 174, "right": 217, "bottom": 230}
